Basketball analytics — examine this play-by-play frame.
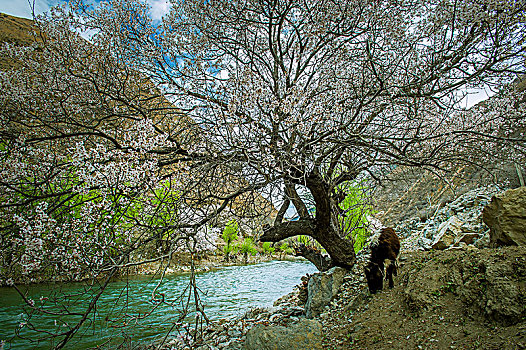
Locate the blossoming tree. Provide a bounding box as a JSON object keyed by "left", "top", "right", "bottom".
{"left": 153, "top": 0, "right": 525, "bottom": 269}
{"left": 0, "top": 0, "right": 525, "bottom": 347}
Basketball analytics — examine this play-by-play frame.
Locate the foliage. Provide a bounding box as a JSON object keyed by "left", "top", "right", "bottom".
{"left": 296, "top": 235, "right": 313, "bottom": 246}
{"left": 238, "top": 237, "right": 258, "bottom": 255}
{"left": 261, "top": 242, "right": 275, "bottom": 255}
{"left": 338, "top": 183, "right": 375, "bottom": 252}
{"left": 221, "top": 220, "right": 239, "bottom": 261}
{"left": 236, "top": 237, "right": 258, "bottom": 263}
{"left": 222, "top": 220, "right": 239, "bottom": 246}
{"left": 278, "top": 242, "right": 295, "bottom": 256}
{"left": 222, "top": 242, "right": 238, "bottom": 256}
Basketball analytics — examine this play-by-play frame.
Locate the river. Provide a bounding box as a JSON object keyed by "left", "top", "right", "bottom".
{"left": 0, "top": 259, "right": 317, "bottom": 349}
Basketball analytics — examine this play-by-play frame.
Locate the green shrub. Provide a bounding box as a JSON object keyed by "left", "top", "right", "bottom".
{"left": 338, "top": 182, "right": 374, "bottom": 252}
{"left": 278, "top": 242, "right": 295, "bottom": 258}
{"left": 261, "top": 242, "right": 275, "bottom": 255}
{"left": 237, "top": 237, "right": 258, "bottom": 263}
{"left": 221, "top": 220, "right": 239, "bottom": 262}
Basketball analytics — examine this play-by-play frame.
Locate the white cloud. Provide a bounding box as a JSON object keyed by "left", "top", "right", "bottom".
{"left": 459, "top": 87, "right": 494, "bottom": 110}
{"left": 146, "top": 0, "right": 170, "bottom": 22}
{"left": 0, "top": 0, "right": 63, "bottom": 19}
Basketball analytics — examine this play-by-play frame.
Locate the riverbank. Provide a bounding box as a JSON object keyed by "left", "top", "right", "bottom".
{"left": 158, "top": 245, "right": 526, "bottom": 350}
{"left": 2, "top": 251, "right": 301, "bottom": 286}
{"left": 126, "top": 253, "right": 303, "bottom": 276}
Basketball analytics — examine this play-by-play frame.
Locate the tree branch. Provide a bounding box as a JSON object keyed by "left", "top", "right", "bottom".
{"left": 259, "top": 218, "right": 316, "bottom": 242}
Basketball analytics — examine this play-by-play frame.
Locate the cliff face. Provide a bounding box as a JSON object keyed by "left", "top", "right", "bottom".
{"left": 0, "top": 13, "right": 35, "bottom": 45}
{"left": 0, "top": 13, "right": 39, "bottom": 69}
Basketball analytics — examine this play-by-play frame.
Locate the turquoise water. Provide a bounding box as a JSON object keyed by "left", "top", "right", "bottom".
{"left": 0, "top": 260, "right": 316, "bottom": 349}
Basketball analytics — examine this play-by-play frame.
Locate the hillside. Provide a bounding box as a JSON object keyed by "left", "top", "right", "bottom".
{"left": 0, "top": 13, "right": 35, "bottom": 45}
{"left": 0, "top": 13, "right": 39, "bottom": 69}
{"left": 322, "top": 246, "right": 526, "bottom": 350}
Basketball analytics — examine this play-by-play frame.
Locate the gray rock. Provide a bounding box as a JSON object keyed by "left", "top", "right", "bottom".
{"left": 483, "top": 187, "right": 526, "bottom": 246}
{"left": 431, "top": 216, "right": 463, "bottom": 250}
{"left": 269, "top": 313, "right": 282, "bottom": 323}
{"left": 417, "top": 236, "right": 433, "bottom": 250}
{"left": 218, "top": 340, "right": 232, "bottom": 349}
{"left": 474, "top": 231, "right": 491, "bottom": 248}
{"left": 216, "top": 335, "right": 229, "bottom": 344}
{"left": 244, "top": 318, "right": 322, "bottom": 350}
{"left": 255, "top": 312, "right": 270, "bottom": 321}
{"left": 305, "top": 266, "right": 348, "bottom": 318}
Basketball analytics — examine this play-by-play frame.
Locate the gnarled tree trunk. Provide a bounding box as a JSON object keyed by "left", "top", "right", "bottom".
{"left": 259, "top": 172, "right": 357, "bottom": 271}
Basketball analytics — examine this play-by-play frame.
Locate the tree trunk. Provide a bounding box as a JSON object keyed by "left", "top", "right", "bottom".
{"left": 259, "top": 172, "right": 357, "bottom": 271}
{"left": 314, "top": 226, "right": 356, "bottom": 270}
{"left": 260, "top": 221, "right": 356, "bottom": 271}
{"left": 294, "top": 243, "right": 333, "bottom": 272}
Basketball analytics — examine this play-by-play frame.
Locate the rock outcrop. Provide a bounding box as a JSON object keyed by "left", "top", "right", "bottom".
{"left": 244, "top": 318, "right": 322, "bottom": 350}
{"left": 397, "top": 186, "right": 500, "bottom": 251}
{"left": 430, "top": 216, "right": 463, "bottom": 249}
{"left": 402, "top": 247, "right": 526, "bottom": 325}
{"left": 483, "top": 186, "right": 526, "bottom": 246}
{"left": 322, "top": 246, "right": 526, "bottom": 350}
{"left": 305, "top": 266, "right": 348, "bottom": 318}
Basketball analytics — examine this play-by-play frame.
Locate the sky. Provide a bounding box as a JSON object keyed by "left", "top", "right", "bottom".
{"left": 0, "top": 0, "right": 492, "bottom": 111}
{"left": 0, "top": 0, "right": 171, "bottom": 21}
{"left": 0, "top": 0, "right": 61, "bottom": 19}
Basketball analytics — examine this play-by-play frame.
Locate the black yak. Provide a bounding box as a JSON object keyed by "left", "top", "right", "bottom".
{"left": 364, "top": 227, "right": 400, "bottom": 294}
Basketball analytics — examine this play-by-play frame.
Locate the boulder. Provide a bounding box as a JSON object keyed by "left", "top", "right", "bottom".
{"left": 244, "top": 318, "right": 322, "bottom": 350}
{"left": 402, "top": 247, "right": 526, "bottom": 324}
{"left": 483, "top": 187, "right": 526, "bottom": 246}
{"left": 454, "top": 232, "right": 481, "bottom": 246}
{"left": 431, "top": 216, "right": 463, "bottom": 250}
{"left": 305, "top": 267, "right": 348, "bottom": 319}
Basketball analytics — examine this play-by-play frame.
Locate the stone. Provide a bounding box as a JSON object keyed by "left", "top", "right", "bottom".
{"left": 216, "top": 335, "right": 229, "bottom": 344}
{"left": 474, "top": 231, "right": 491, "bottom": 248}
{"left": 269, "top": 313, "right": 282, "bottom": 323}
{"left": 218, "top": 340, "right": 232, "bottom": 349}
{"left": 431, "top": 216, "right": 463, "bottom": 250}
{"left": 417, "top": 237, "right": 433, "bottom": 250}
{"left": 455, "top": 232, "right": 480, "bottom": 245}
{"left": 305, "top": 267, "right": 348, "bottom": 319}
{"left": 483, "top": 187, "right": 526, "bottom": 246}
{"left": 287, "top": 306, "right": 305, "bottom": 316}
{"left": 244, "top": 318, "right": 323, "bottom": 350}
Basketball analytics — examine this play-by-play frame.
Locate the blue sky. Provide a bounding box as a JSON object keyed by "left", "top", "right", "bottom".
{"left": 0, "top": 0, "right": 170, "bottom": 21}
{"left": 0, "top": 0, "right": 62, "bottom": 19}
